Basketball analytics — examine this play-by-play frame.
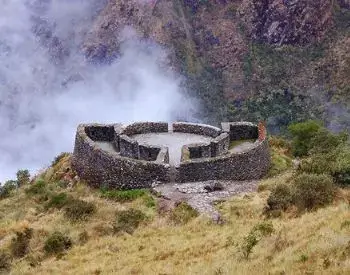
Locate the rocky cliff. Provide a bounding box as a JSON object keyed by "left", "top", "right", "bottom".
{"left": 82, "top": 0, "right": 350, "bottom": 129}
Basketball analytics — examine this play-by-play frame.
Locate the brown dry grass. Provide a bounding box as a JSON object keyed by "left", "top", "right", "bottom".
{"left": 0, "top": 159, "right": 349, "bottom": 275}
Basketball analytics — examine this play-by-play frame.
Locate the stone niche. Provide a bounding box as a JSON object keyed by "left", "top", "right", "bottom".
{"left": 85, "top": 124, "right": 115, "bottom": 141}
{"left": 221, "top": 122, "right": 258, "bottom": 141}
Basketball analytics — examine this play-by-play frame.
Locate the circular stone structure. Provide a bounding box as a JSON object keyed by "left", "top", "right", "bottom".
{"left": 72, "top": 121, "right": 270, "bottom": 189}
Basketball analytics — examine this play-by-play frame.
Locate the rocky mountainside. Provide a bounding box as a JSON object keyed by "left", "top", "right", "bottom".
{"left": 82, "top": 0, "right": 350, "bottom": 130}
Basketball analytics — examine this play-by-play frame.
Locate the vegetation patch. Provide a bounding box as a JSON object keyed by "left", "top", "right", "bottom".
{"left": 45, "top": 192, "right": 71, "bottom": 210}
{"left": 240, "top": 221, "right": 274, "bottom": 259}
{"left": 100, "top": 188, "right": 147, "bottom": 202}
{"left": 44, "top": 232, "right": 72, "bottom": 255}
{"left": 292, "top": 173, "right": 335, "bottom": 211}
{"left": 113, "top": 208, "right": 147, "bottom": 234}
{"left": 64, "top": 199, "right": 96, "bottom": 221}
{"left": 25, "top": 179, "right": 47, "bottom": 196}
{"left": 0, "top": 251, "right": 11, "bottom": 271}
{"left": 169, "top": 202, "right": 199, "bottom": 225}
{"left": 265, "top": 173, "right": 335, "bottom": 215}
{"left": 16, "top": 170, "right": 30, "bottom": 187}
{"left": 0, "top": 180, "right": 17, "bottom": 199}
{"left": 10, "top": 228, "right": 33, "bottom": 258}
{"left": 51, "top": 152, "right": 71, "bottom": 167}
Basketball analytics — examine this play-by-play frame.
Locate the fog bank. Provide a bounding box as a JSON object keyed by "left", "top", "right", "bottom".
{"left": 0, "top": 0, "right": 196, "bottom": 182}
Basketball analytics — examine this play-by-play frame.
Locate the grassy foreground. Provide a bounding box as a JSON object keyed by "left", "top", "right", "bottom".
{"left": 0, "top": 154, "right": 349, "bottom": 275}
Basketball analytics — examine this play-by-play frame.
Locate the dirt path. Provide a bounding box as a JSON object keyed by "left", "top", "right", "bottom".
{"left": 153, "top": 180, "right": 258, "bottom": 222}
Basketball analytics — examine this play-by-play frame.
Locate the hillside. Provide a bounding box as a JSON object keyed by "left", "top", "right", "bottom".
{"left": 1, "top": 122, "right": 350, "bottom": 274}
{"left": 83, "top": 0, "right": 350, "bottom": 129}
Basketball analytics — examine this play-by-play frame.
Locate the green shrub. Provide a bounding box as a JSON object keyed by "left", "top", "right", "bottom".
{"left": 16, "top": 169, "right": 30, "bottom": 187}
{"left": 100, "top": 188, "right": 147, "bottom": 202}
{"left": 0, "top": 251, "right": 11, "bottom": 271}
{"left": 292, "top": 173, "right": 335, "bottom": 211}
{"left": 265, "top": 173, "right": 335, "bottom": 214}
{"left": 241, "top": 231, "right": 259, "bottom": 259}
{"left": 288, "top": 120, "right": 322, "bottom": 157}
{"left": 268, "top": 150, "right": 293, "bottom": 177}
{"left": 51, "top": 152, "right": 70, "bottom": 167}
{"left": 169, "top": 202, "right": 199, "bottom": 225}
{"left": 45, "top": 193, "right": 71, "bottom": 210}
{"left": 241, "top": 221, "right": 274, "bottom": 259}
{"left": 252, "top": 221, "right": 275, "bottom": 237}
{"left": 0, "top": 180, "right": 17, "bottom": 199}
{"left": 25, "top": 179, "right": 47, "bottom": 195}
{"left": 298, "top": 152, "right": 336, "bottom": 175}
{"left": 113, "top": 209, "right": 146, "bottom": 234}
{"left": 265, "top": 183, "right": 293, "bottom": 215}
{"left": 44, "top": 232, "right": 72, "bottom": 254}
{"left": 309, "top": 129, "right": 348, "bottom": 155}
{"left": 10, "top": 228, "right": 33, "bottom": 258}
{"left": 332, "top": 145, "right": 350, "bottom": 186}
{"left": 64, "top": 199, "right": 96, "bottom": 221}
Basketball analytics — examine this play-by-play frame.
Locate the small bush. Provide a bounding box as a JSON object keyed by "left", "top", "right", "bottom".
{"left": 113, "top": 209, "right": 146, "bottom": 234}
{"left": 241, "top": 231, "right": 259, "bottom": 259}
{"left": 45, "top": 192, "right": 71, "bottom": 210}
{"left": 288, "top": 120, "right": 322, "bottom": 157}
{"left": 100, "top": 188, "right": 147, "bottom": 202}
{"left": 64, "top": 199, "right": 96, "bottom": 221}
{"left": 309, "top": 129, "right": 348, "bottom": 155}
{"left": 16, "top": 169, "right": 30, "bottom": 187}
{"left": 51, "top": 152, "right": 70, "bottom": 167}
{"left": 44, "top": 232, "right": 72, "bottom": 255}
{"left": 25, "top": 179, "right": 47, "bottom": 195}
{"left": 292, "top": 173, "right": 335, "bottom": 211}
{"left": 252, "top": 221, "right": 275, "bottom": 237}
{"left": 0, "top": 180, "right": 17, "bottom": 199}
{"left": 265, "top": 183, "right": 293, "bottom": 215}
{"left": 332, "top": 145, "right": 350, "bottom": 186}
{"left": 298, "top": 152, "right": 336, "bottom": 175}
{"left": 241, "top": 221, "right": 274, "bottom": 259}
{"left": 10, "top": 228, "right": 33, "bottom": 258}
{"left": 0, "top": 251, "right": 11, "bottom": 271}
{"left": 169, "top": 202, "right": 199, "bottom": 225}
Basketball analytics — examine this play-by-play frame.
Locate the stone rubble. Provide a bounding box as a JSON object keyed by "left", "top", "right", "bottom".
{"left": 153, "top": 180, "right": 258, "bottom": 222}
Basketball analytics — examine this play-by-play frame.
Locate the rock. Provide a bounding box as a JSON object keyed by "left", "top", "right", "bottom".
{"left": 244, "top": 0, "right": 333, "bottom": 46}
{"left": 204, "top": 181, "right": 224, "bottom": 192}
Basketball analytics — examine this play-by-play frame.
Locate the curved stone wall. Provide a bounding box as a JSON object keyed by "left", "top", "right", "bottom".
{"left": 72, "top": 121, "right": 270, "bottom": 189}
{"left": 72, "top": 124, "right": 170, "bottom": 189}
{"left": 176, "top": 139, "right": 270, "bottom": 182}
{"left": 173, "top": 122, "right": 221, "bottom": 138}
{"left": 123, "top": 122, "right": 168, "bottom": 136}
{"left": 176, "top": 122, "right": 270, "bottom": 182}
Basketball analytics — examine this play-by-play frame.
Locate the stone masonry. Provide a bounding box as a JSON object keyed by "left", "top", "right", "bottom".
{"left": 72, "top": 121, "right": 270, "bottom": 189}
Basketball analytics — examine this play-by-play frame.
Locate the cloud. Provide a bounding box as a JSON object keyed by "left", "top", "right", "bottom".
{"left": 0, "top": 0, "right": 196, "bottom": 182}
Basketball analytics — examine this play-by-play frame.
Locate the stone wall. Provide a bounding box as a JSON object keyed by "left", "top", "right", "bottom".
{"left": 221, "top": 122, "right": 258, "bottom": 140}
{"left": 123, "top": 122, "right": 168, "bottom": 136}
{"left": 187, "top": 142, "right": 212, "bottom": 159}
{"left": 139, "top": 144, "right": 161, "bottom": 161}
{"left": 176, "top": 122, "right": 270, "bottom": 182}
{"left": 173, "top": 122, "right": 221, "bottom": 138}
{"left": 72, "top": 121, "right": 270, "bottom": 188}
{"left": 72, "top": 124, "right": 170, "bottom": 189}
{"left": 175, "top": 139, "right": 270, "bottom": 182}
{"left": 119, "top": 134, "right": 140, "bottom": 159}
{"left": 210, "top": 133, "right": 230, "bottom": 157}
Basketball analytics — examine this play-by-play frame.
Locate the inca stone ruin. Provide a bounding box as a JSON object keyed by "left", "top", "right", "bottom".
{"left": 72, "top": 122, "right": 271, "bottom": 190}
